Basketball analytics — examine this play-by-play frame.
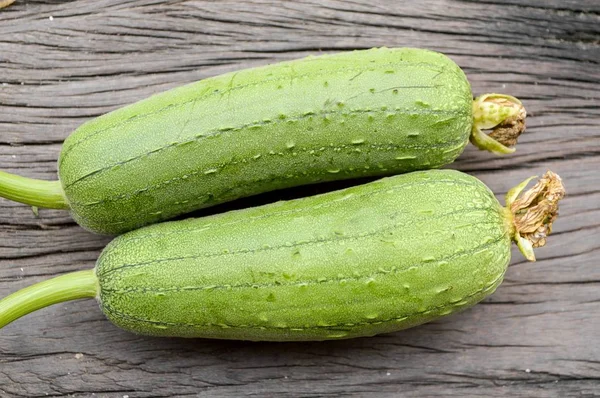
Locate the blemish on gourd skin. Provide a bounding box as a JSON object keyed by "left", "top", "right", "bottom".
{"left": 436, "top": 286, "right": 453, "bottom": 294}
{"left": 396, "top": 155, "right": 417, "bottom": 160}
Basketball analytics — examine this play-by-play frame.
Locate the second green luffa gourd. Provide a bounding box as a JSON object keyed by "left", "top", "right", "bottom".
{"left": 0, "top": 170, "right": 564, "bottom": 341}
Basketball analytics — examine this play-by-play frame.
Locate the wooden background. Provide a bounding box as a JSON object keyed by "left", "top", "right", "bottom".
{"left": 1, "top": 1, "right": 599, "bottom": 397}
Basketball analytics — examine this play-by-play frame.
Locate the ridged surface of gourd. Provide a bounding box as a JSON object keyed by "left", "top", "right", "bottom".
{"left": 58, "top": 47, "right": 472, "bottom": 234}
{"left": 96, "top": 170, "right": 511, "bottom": 341}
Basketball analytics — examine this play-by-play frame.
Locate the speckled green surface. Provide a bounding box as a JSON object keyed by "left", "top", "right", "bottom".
{"left": 96, "top": 169, "right": 511, "bottom": 341}
{"left": 59, "top": 47, "right": 472, "bottom": 234}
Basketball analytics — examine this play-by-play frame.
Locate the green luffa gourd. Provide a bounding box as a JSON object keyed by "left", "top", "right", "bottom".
{"left": 0, "top": 169, "right": 564, "bottom": 341}
{"left": 0, "top": 48, "right": 526, "bottom": 234}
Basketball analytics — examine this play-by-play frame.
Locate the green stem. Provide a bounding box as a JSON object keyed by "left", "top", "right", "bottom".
{"left": 0, "top": 269, "right": 97, "bottom": 329}
{"left": 0, "top": 170, "right": 69, "bottom": 210}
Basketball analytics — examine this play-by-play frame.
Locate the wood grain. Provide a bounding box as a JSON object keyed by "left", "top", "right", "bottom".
{"left": 1, "top": 0, "right": 599, "bottom": 397}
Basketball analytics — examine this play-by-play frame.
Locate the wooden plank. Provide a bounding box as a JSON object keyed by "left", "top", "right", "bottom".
{"left": 0, "top": 0, "right": 599, "bottom": 396}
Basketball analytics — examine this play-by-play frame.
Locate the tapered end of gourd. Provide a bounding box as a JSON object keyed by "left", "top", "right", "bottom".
{"left": 505, "top": 171, "right": 565, "bottom": 261}
{"left": 470, "top": 94, "right": 527, "bottom": 155}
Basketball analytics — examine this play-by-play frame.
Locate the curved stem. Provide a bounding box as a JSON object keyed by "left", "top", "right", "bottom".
{"left": 0, "top": 170, "right": 69, "bottom": 210}
{"left": 0, "top": 269, "right": 97, "bottom": 329}
{"left": 470, "top": 93, "right": 527, "bottom": 155}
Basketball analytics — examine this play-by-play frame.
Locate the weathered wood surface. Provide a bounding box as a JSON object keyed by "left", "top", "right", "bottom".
{"left": 0, "top": 0, "right": 599, "bottom": 396}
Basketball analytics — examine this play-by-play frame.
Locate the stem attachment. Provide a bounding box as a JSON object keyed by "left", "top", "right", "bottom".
{"left": 0, "top": 170, "right": 69, "bottom": 210}
{"left": 470, "top": 94, "right": 527, "bottom": 155}
{"left": 0, "top": 269, "right": 97, "bottom": 329}
{"left": 505, "top": 171, "right": 565, "bottom": 261}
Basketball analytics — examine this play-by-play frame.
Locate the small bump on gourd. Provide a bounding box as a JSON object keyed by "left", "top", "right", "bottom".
{"left": 298, "top": 283, "right": 308, "bottom": 291}
{"left": 436, "top": 286, "right": 452, "bottom": 294}
{"left": 396, "top": 155, "right": 417, "bottom": 160}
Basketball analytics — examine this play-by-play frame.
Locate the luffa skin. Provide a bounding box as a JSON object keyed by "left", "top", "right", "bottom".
{"left": 60, "top": 48, "right": 472, "bottom": 234}
{"left": 96, "top": 170, "right": 511, "bottom": 340}
{"left": 0, "top": 47, "right": 525, "bottom": 235}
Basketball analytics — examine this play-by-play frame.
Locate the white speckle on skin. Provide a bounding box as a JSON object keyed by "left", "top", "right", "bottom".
{"left": 75, "top": 353, "right": 83, "bottom": 359}
{"left": 525, "top": 368, "right": 531, "bottom": 373}
{"left": 49, "top": 16, "right": 53, "bottom": 21}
